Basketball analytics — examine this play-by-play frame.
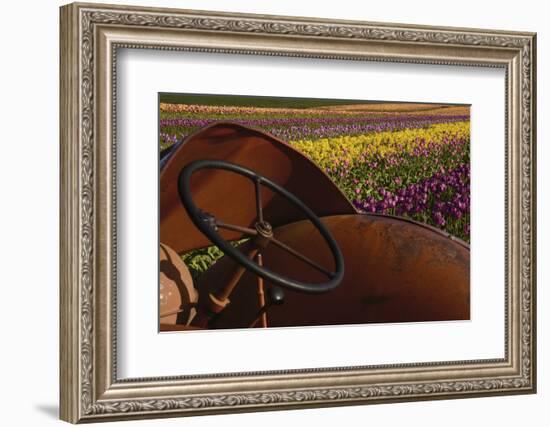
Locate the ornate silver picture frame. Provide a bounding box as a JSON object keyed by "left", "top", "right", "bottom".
{"left": 60, "top": 2, "right": 536, "bottom": 423}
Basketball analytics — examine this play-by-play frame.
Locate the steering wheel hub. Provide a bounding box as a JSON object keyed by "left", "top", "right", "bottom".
{"left": 255, "top": 220, "right": 273, "bottom": 238}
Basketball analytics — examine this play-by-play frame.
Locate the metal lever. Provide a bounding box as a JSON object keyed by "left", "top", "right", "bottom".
{"left": 249, "top": 286, "right": 285, "bottom": 328}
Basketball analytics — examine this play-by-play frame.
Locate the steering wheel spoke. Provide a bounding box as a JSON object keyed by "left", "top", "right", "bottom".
{"left": 268, "top": 236, "right": 334, "bottom": 278}
{"left": 254, "top": 177, "right": 264, "bottom": 224}
{"left": 211, "top": 219, "right": 333, "bottom": 277}
{"left": 215, "top": 220, "right": 258, "bottom": 237}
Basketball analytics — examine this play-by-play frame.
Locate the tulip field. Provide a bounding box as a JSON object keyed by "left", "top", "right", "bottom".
{"left": 160, "top": 96, "right": 470, "bottom": 243}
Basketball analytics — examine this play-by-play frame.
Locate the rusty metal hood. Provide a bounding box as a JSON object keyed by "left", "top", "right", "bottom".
{"left": 160, "top": 122, "right": 356, "bottom": 254}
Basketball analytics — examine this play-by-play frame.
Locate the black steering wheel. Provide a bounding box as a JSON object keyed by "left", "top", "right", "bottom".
{"left": 177, "top": 159, "right": 344, "bottom": 294}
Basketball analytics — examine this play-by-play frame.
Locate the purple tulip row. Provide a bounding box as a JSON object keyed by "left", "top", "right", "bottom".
{"left": 352, "top": 163, "right": 470, "bottom": 238}
{"left": 160, "top": 113, "right": 469, "bottom": 129}
{"left": 266, "top": 118, "right": 462, "bottom": 141}
{"left": 160, "top": 115, "right": 469, "bottom": 147}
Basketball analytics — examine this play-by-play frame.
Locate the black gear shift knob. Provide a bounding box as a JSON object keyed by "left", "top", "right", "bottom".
{"left": 267, "top": 286, "right": 285, "bottom": 306}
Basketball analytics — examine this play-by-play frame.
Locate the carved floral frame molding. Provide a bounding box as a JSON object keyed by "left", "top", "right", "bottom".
{"left": 60, "top": 2, "right": 536, "bottom": 423}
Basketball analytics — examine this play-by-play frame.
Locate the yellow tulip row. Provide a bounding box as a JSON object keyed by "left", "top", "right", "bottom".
{"left": 290, "top": 121, "right": 470, "bottom": 168}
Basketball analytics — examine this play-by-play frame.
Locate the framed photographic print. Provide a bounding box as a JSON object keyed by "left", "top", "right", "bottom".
{"left": 59, "top": 2, "right": 537, "bottom": 423}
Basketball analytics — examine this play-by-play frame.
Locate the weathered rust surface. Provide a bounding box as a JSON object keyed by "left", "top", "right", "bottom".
{"left": 160, "top": 122, "right": 355, "bottom": 254}
{"left": 196, "top": 214, "right": 470, "bottom": 327}
{"left": 159, "top": 243, "right": 197, "bottom": 326}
